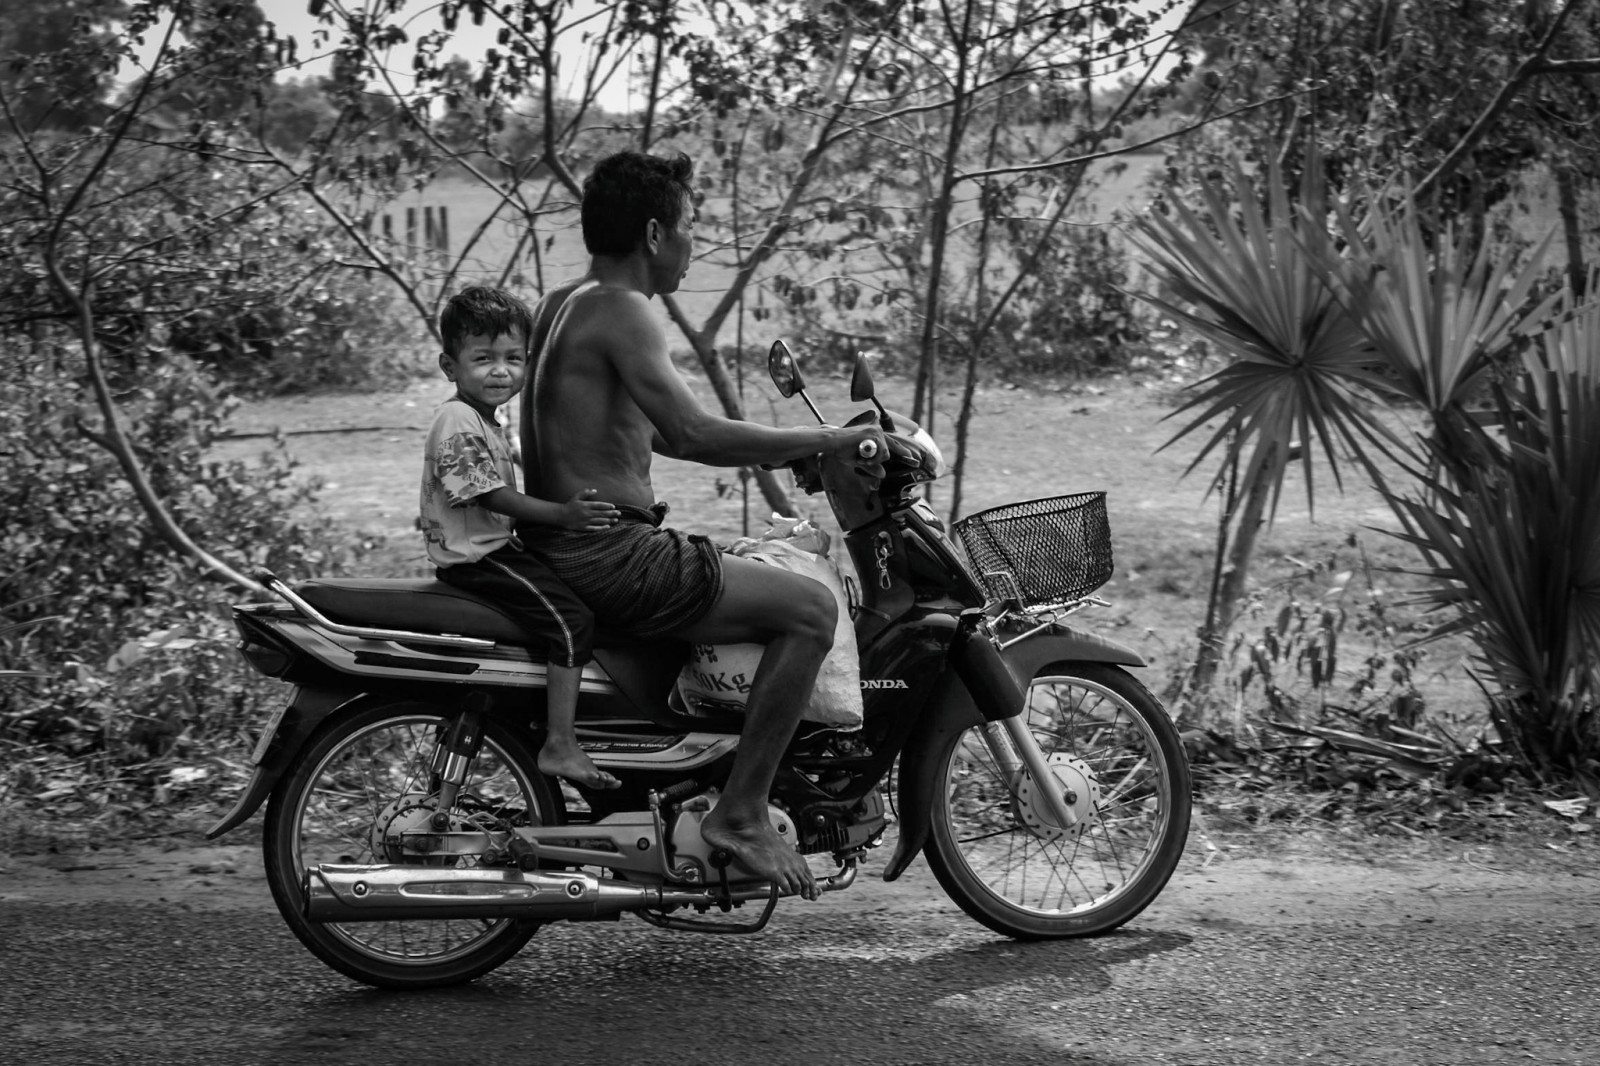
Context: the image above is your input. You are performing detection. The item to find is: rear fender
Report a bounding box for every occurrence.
[880,623,1145,881]
[205,687,365,839]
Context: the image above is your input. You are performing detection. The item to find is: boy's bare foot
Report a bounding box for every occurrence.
[700,806,818,900]
[538,740,621,790]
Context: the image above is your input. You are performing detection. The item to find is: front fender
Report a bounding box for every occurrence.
[205,687,365,839]
[880,623,1146,881]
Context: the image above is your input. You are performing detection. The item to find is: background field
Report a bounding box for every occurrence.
[218,354,1474,737]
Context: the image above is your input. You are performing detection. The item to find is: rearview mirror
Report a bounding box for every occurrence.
[768,339,806,398]
[849,354,876,403]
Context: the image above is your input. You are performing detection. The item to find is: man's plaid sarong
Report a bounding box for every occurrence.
[520,502,724,639]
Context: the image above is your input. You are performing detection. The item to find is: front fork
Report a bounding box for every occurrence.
[957,620,1079,830]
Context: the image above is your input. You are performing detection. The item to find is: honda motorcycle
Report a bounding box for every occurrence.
[208,341,1192,989]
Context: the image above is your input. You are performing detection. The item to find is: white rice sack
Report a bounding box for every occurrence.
[676,519,862,730]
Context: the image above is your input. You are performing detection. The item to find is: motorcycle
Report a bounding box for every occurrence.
[208,341,1192,989]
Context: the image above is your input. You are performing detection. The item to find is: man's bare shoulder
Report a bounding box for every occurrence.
[569,282,652,318]
[561,285,662,350]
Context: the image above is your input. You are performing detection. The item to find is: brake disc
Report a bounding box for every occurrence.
[1012,752,1100,842]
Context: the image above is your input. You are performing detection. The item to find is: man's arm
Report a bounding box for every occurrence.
[607,293,879,467]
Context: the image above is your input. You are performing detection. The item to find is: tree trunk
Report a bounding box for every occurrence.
[1187,450,1275,714]
[1557,161,1587,297]
[912,0,977,431]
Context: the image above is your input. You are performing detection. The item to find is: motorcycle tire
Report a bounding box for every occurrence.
[923,662,1191,940]
[262,698,558,989]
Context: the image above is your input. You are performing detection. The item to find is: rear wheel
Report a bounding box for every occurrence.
[924,663,1191,939]
[262,699,557,989]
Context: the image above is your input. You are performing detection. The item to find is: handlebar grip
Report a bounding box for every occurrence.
[858,439,879,460]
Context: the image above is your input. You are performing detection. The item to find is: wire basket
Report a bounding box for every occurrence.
[952,492,1114,608]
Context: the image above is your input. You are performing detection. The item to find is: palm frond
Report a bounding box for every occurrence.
[1132,159,1394,520]
[1326,202,1560,417]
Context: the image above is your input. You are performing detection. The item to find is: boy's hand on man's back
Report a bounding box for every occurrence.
[559,488,622,531]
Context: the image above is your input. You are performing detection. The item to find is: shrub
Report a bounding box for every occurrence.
[954,224,1145,380]
[0,345,375,818]
[167,267,428,396]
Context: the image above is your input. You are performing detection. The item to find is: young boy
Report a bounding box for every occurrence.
[421,286,622,790]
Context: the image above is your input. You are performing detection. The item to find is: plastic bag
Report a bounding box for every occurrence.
[677,516,863,730]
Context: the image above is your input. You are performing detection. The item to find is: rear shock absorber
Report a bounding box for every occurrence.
[428,692,489,823]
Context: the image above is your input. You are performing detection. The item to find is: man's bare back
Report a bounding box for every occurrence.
[528,280,663,510]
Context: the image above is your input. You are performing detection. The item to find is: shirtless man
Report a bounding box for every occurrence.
[518,150,885,900]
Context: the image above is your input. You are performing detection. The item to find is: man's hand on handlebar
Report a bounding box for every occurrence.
[830,424,888,482]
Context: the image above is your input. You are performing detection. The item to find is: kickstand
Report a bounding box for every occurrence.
[710,846,735,912]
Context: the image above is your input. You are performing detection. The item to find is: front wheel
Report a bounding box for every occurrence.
[924,663,1191,939]
[262,699,558,989]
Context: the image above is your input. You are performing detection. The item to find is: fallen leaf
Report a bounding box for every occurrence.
[1544,797,1590,820]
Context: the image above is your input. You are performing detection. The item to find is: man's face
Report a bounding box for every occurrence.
[440,329,528,411]
[651,193,696,294]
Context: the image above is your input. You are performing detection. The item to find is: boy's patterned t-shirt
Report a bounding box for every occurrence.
[420,398,523,566]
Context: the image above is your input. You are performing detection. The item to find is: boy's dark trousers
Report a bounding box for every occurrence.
[436,543,594,669]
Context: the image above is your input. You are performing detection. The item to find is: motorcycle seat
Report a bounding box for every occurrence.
[294,577,645,650]
[296,578,531,643]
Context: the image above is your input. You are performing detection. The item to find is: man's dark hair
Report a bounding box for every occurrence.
[581,150,695,256]
[439,286,535,358]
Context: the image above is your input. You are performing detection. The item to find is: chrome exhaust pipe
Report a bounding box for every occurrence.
[303,864,774,923]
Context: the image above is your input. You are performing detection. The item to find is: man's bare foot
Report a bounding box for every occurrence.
[700,806,818,900]
[538,739,621,789]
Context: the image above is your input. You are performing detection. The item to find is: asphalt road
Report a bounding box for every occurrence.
[1,836,1596,1066]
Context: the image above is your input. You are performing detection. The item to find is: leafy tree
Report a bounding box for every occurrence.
[0,1,418,591]
[654,0,1213,514]
[0,0,129,131]
[288,0,1243,520]
[0,2,391,790]
[1171,0,1600,232]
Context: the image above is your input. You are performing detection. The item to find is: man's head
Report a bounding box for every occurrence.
[581,151,697,277]
[438,286,534,410]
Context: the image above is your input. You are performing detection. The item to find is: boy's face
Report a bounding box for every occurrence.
[440,329,528,410]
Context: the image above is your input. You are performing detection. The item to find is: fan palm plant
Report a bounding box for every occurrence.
[1133,160,1400,514]
[1135,158,1600,780]
[1131,159,1396,706]
[1380,306,1600,783]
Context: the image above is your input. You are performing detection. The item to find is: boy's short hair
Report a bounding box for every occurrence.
[439,286,535,359]
[581,151,696,256]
